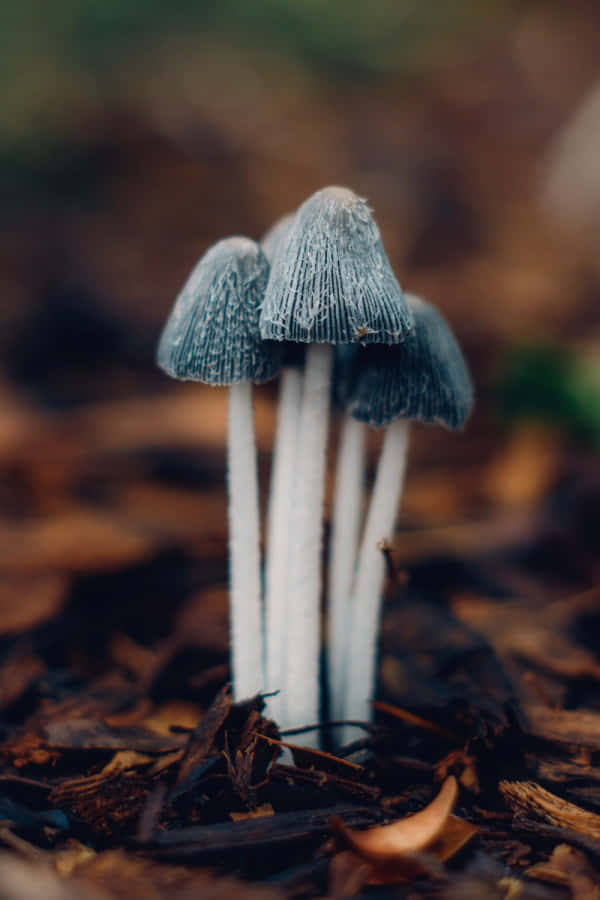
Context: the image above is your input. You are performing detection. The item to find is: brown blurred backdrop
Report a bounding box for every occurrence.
[1,0,600,610]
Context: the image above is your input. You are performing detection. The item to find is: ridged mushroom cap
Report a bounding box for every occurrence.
[345,294,474,429]
[260,186,414,344]
[157,236,281,385]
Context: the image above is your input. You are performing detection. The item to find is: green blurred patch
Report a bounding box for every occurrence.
[0,0,512,216]
[2,0,506,141]
[496,343,600,445]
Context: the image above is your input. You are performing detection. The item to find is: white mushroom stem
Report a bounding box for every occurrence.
[343,419,410,742]
[327,414,366,722]
[265,367,302,722]
[227,381,264,701]
[284,343,333,745]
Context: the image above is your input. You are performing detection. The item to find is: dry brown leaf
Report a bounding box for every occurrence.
[331,778,458,860]
[431,815,480,863]
[500,781,600,841]
[329,777,477,884]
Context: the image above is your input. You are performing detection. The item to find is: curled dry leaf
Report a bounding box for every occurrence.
[332,777,458,860]
[330,776,478,885]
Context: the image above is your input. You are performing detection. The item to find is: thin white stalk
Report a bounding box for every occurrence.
[283,343,333,745]
[327,414,366,722]
[227,381,263,701]
[343,419,410,742]
[265,367,302,723]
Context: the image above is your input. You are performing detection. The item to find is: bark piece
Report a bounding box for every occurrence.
[527,843,600,899]
[501,781,600,841]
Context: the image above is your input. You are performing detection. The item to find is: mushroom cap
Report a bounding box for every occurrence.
[260,212,295,263]
[157,236,281,385]
[260,186,414,344]
[345,294,474,429]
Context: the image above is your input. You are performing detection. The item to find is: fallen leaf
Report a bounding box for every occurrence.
[425,814,477,863]
[329,777,476,884]
[331,777,458,860]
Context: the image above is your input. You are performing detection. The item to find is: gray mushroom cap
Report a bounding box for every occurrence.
[260,186,414,344]
[345,294,474,429]
[157,236,282,386]
[261,212,295,263]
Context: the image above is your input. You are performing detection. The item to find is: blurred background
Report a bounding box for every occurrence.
[1,0,600,679]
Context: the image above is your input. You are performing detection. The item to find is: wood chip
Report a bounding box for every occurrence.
[524,707,600,751]
[43,719,186,753]
[500,781,600,840]
[527,844,600,898]
[175,684,231,786]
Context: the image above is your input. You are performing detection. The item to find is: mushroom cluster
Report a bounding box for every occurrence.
[157,187,473,748]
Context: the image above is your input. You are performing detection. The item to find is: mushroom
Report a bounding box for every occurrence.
[156,236,281,701]
[328,346,367,722]
[260,211,302,723]
[340,293,473,739]
[260,187,414,739]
